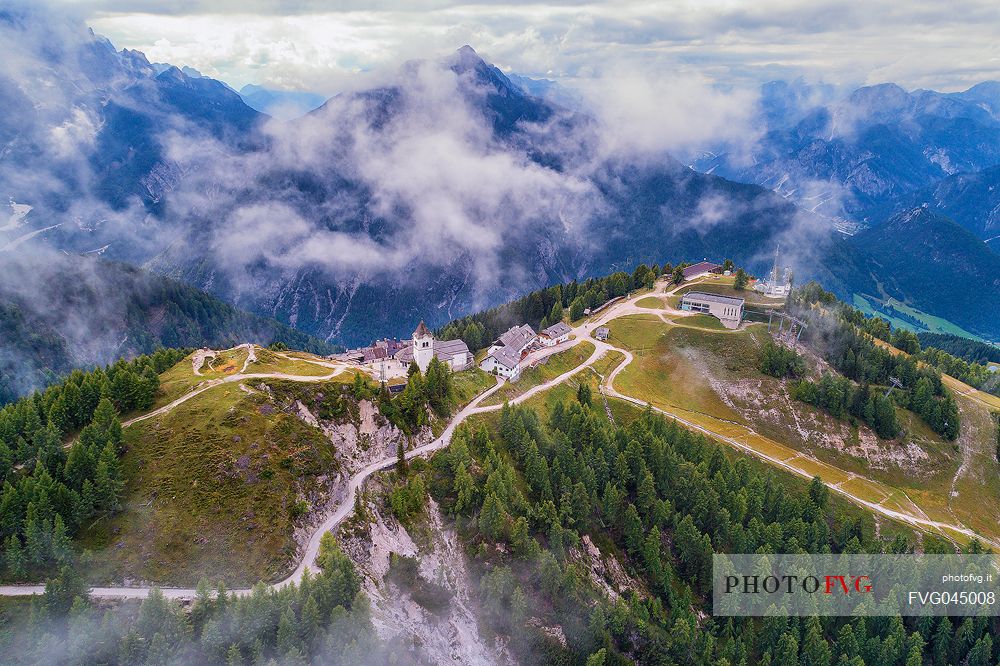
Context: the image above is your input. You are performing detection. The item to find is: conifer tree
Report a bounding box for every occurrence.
[800,617,832,666]
[4,534,26,578]
[0,438,12,483]
[226,643,244,666]
[931,616,951,666]
[51,513,72,563]
[300,594,321,648]
[64,438,96,491]
[43,564,87,615]
[276,606,298,655]
[549,300,564,323]
[453,462,476,514]
[94,442,124,513]
[479,493,507,540]
[396,439,408,476]
[637,471,656,517]
[774,632,799,666]
[623,504,643,556]
[79,479,97,520]
[35,421,66,478]
[117,629,143,665]
[92,397,123,452]
[733,268,749,290]
[24,504,48,565]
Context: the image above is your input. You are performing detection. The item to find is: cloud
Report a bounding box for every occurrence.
[74,0,1000,95]
[48,107,100,157]
[2,1,975,353]
[167,55,604,296]
[578,70,760,158]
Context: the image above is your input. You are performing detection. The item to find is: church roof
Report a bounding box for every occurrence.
[394,338,469,364]
[433,339,471,357]
[412,320,432,339]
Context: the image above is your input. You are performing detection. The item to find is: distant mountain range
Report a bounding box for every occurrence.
[693,79,1000,226]
[2,5,999,392]
[863,165,1000,253]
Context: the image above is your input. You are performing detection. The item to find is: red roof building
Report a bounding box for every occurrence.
[681,261,722,279]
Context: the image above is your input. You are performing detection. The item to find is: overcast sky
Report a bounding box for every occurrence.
[61,0,1000,94]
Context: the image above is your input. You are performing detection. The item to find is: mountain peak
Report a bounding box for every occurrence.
[448,44,489,75]
[155,65,188,84]
[846,82,909,108]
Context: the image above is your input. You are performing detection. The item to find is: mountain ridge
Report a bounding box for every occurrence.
[693,78,1000,220]
[0,249,335,403]
[839,207,1000,339]
[2,12,998,351]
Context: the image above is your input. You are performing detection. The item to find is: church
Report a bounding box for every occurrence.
[339,321,473,377]
[394,321,473,373]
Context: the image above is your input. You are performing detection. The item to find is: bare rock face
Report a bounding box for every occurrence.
[320,399,433,471]
[283,394,436,573]
[526,617,567,648]
[572,535,647,602]
[278,390,517,664]
[338,493,515,666]
[294,399,319,427]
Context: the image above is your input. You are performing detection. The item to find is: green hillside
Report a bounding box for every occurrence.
[2,268,998,666]
[841,208,1000,341]
[0,253,336,404]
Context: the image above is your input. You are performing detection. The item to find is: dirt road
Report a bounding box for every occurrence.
[3,279,995,599]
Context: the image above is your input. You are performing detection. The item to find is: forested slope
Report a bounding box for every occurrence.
[0,252,335,404]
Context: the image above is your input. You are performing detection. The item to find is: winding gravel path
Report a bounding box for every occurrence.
[3,279,995,599]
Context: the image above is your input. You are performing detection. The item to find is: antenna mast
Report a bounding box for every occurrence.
[771,243,781,286]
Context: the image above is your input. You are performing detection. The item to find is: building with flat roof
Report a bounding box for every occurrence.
[680,291,744,329]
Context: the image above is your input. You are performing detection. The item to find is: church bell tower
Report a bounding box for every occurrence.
[412,320,434,373]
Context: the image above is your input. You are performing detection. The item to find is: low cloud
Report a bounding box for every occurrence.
[578,69,760,158]
[161,55,604,295]
[1,4,849,355]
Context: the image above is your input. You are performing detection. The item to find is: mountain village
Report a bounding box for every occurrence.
[334,257,793,386]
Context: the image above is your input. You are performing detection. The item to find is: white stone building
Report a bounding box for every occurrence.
[396,321,473,373]
[480,345,522,380]
[679,291,745,329]
[539,322,571,346]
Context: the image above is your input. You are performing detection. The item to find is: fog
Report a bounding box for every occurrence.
[0,1,844,379]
